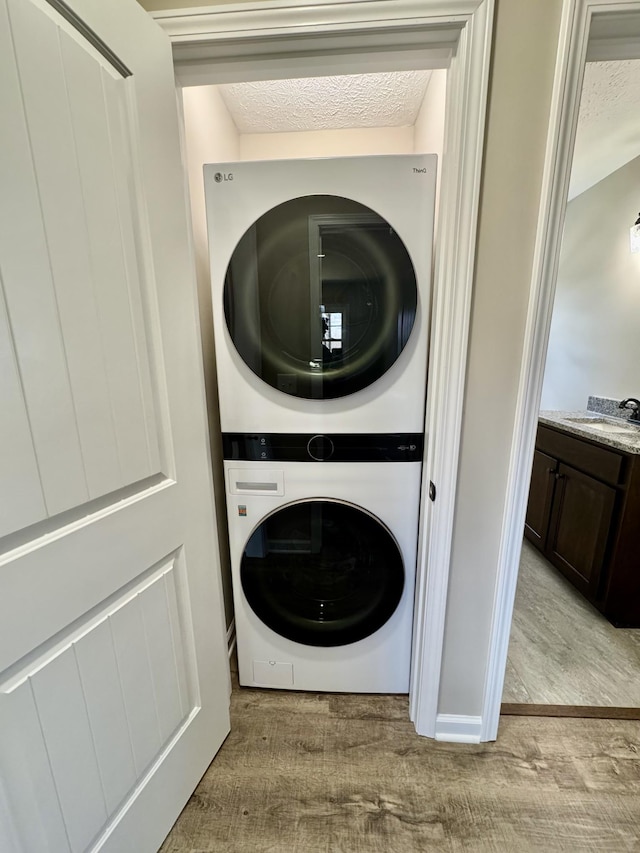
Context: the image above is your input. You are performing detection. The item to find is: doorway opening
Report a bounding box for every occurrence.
[179,64,446,696]
[479,1,640,738]
[504,53,640,711]
[155,0,494,740]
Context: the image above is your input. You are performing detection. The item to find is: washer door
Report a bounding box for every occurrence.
[224,195,417,399]
[240,500,404,647]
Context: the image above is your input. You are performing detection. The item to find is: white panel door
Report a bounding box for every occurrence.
[0,1,231,851]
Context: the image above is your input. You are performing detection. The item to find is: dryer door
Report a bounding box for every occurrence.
[224,196,417,399]
[240,500,404,647]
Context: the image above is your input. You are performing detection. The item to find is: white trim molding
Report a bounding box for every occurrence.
[479,0,640,743]
[153,0,489,86]
[154,0,495,742]
[587,8,640,57]
[153,0,485,41]
[409,1,494,738]
[435,714,483,743]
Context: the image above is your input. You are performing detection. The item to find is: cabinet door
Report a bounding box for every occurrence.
[547,463,616,598]
[524,450,557,548]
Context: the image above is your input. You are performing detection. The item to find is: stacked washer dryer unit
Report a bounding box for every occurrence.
[205,155,436,693]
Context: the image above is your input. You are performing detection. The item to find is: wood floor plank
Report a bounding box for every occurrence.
[502,704,640,720]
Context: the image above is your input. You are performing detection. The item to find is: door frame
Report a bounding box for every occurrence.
[479,0,640,741]
[153,0,494,740]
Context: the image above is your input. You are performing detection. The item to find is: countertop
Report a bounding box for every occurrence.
[539,410,640,454]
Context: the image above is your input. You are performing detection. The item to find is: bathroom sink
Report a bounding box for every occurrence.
[562,417,640,435]
[583,422,640,434]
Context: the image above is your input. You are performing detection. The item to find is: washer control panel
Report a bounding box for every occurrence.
[307,435,335,461]
[222,433,423,462]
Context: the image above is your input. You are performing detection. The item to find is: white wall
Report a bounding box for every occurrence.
[239,125,414,159]
[182,85,240,628]
[541,154,640,411]
[413,68,446,217]
[413,69,446,156]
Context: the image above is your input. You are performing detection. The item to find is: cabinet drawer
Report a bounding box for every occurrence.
[537,425,624,485]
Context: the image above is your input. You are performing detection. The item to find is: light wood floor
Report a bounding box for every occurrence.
[160,679,640,852]
[503,540,640,706]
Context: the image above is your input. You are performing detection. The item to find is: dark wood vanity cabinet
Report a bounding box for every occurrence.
[525,423,640,627]
[545,462,616,599]
[525,449,557,549]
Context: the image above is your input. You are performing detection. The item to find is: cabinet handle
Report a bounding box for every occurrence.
[555,472,565,480]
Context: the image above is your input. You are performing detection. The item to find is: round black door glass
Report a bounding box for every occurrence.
[224,195,418,399]
[240,500,404,647]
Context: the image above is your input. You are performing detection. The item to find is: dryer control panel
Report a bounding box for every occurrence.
[222,432,423,462]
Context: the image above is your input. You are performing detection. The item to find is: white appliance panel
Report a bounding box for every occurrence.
[225,460,421,693]
[206,155,436,434]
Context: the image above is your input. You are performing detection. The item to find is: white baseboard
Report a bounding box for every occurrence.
[226,619,236,659]
[434,714,483,743]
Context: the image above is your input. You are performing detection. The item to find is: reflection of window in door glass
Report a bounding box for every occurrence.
[322,309,347,356]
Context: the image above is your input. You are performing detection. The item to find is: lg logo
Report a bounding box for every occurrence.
[413,167,427,174]
[214,172,234,183]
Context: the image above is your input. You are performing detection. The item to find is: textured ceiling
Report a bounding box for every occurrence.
[218,71,433,134]
[570,59,640,199]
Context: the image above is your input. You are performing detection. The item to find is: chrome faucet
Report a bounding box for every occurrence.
[618,398,640,421]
